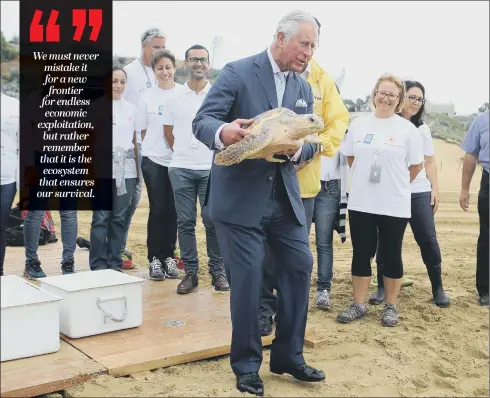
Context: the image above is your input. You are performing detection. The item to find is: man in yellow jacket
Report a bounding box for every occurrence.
[259,56,350,335]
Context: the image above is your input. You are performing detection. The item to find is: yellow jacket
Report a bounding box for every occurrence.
[297,59,350,198]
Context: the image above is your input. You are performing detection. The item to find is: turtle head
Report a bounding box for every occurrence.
[290,114,324,138]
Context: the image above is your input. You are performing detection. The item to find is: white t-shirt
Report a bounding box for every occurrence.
[320,151,340,182]
[163,81,214,170]
[1,93,19,185]
[340,113,424,218]
[122,57,157,143]
[89,97,137,179]
[136,84,183,167]
[411,123,434,193]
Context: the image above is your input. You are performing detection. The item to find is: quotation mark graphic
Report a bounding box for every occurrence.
[30,9,60,42]
[72,9,103,42]
[29,9,102,42]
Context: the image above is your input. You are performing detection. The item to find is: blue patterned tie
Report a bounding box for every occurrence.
[276,72,286,108]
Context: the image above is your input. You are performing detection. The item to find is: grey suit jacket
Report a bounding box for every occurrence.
[192,49,316,227]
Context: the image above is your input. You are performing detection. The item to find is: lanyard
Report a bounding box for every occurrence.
[139,58,153,88]
[373,149,378,166]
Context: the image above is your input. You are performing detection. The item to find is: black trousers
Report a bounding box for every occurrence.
[477,169,489,296]
[377,191,442,268]
[141,157,177,262]
[349,210,408,279]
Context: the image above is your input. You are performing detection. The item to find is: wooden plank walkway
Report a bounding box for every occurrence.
[2,242,288,393]
[0,340,106,397]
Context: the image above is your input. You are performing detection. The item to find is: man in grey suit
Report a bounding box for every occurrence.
[193,10,325,396]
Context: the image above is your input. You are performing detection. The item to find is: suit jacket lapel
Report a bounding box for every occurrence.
[282,73,300,109]
[255,50,278,109]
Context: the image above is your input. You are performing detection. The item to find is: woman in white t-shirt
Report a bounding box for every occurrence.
[88,67,140,271]
[1,93,19,275]
[337,74,424,327]
[136,50,182,281]
[369,80,450,307]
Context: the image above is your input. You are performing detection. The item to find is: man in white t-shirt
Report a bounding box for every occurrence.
[163,45,229,294]
[120,27,166,266]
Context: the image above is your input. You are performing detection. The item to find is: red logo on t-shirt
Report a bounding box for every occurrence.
[387,136,396,144]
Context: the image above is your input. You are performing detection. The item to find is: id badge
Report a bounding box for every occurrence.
[370,165,382,183]
[114,147,124,162]
[189,136,199,149]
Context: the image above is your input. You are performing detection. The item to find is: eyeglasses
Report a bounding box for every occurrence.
[407,95,426,105]
[376,91,399,101]
[187,57,209,65]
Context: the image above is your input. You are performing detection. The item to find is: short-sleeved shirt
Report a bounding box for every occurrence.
[340,113,424,218]
[122,58,158,142]
[411,123,435,193]
[162,81,214,170]
[136,84,183,167]
[461,110,489,173]
[89,97,137,179]
[1,93,19,185]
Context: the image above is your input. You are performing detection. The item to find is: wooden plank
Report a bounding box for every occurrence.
[5,244,312,379]
[4,244,91,277]
[61,273,278,376]
[0,340,106,397]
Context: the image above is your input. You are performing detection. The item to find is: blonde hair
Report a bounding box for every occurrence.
[370,73,406,114]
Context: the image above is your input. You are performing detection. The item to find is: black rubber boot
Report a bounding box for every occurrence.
[427,264,450,307]
[369,270,385,305]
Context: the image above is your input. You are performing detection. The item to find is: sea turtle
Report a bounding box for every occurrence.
[214,107,324,166]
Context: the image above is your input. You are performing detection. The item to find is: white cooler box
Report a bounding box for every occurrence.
[40,269,145,338]
[1,275,62,362]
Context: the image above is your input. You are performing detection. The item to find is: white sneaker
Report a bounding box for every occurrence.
[149,257,165,281]
[315,290,331,310]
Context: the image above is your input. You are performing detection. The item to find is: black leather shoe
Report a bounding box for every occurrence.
[270,363,325,382]
[236,372,264,396]
[259,316,272,336]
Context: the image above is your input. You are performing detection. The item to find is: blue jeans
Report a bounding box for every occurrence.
[121,145,142,251]
[313,179,340,291]
[1,182,17,274]
[24,209,78,264]
[168,167,223,275]
[90,178,136,270]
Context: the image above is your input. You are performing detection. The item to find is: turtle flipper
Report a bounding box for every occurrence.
[214,127,273,166]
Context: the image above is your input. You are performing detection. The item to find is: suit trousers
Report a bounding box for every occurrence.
[214,168,313,375]
[259,197,314,319]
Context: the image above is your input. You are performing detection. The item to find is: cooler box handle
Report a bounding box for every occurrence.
[96,294,128,323]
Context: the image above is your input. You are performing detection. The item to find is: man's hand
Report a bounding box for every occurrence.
[460,189,470,211]
[275,148,298,156]
[220,119,253,147]
[431,189,439,213]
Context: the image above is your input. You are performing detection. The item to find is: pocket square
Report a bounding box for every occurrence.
[295,99,307,107]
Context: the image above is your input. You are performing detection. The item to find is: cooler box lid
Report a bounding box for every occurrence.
[1,275,62,309]
[39,269,144,292]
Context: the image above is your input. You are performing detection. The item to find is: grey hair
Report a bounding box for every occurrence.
[141,28,166,44]
[273,10,318,42]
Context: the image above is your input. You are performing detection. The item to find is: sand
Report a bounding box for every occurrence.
[63,139,488,397]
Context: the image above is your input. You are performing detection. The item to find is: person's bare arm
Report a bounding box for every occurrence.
[347,156,354,168]
[141,129,147,141]
[133,132,141,183]
[409,162,424,183]
[424,155,440,212]
[460,153,478,211]
[164,125,174,150]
